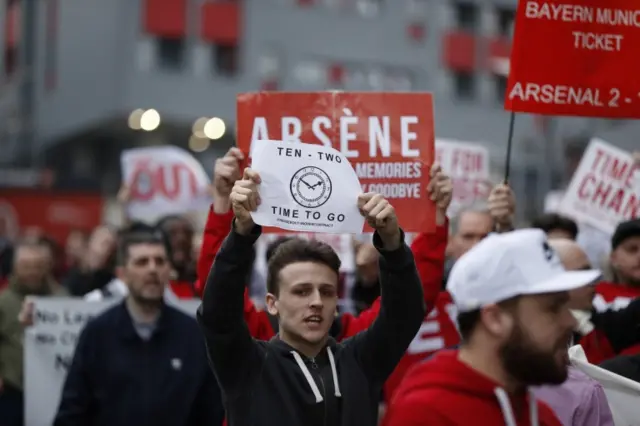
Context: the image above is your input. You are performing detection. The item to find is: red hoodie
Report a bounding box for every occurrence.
[194,206,446,393]
[383,235,458,401]
[384,350,562,426]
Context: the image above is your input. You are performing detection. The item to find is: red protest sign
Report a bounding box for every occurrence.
[505,0,640,118]
[236,92,436,233]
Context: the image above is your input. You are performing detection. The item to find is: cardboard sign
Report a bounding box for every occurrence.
[237,92,436,233]
[435,139,491,217]
[505,0,640,118]
[559,138,639,234]
[24,297,200,426]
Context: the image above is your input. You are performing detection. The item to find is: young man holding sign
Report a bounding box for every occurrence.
[198,168,425,426]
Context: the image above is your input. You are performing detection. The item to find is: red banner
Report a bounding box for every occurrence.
[237,92,436,233]
[0,191,104,243]
[505,0,640,118]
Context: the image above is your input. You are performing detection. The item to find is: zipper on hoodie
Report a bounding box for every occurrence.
[319,376,328,426]
[308,357,327,426]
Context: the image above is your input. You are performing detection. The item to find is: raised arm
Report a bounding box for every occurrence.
[339,165,452,339]
[345,193,426,383]
[195,147,244,297]
[197,168,264,395]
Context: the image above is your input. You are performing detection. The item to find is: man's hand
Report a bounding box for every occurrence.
[358,193,400,250]
[18,299,35,326]
[488,183,515,232]
[633,151,639,166]
[427,163,453,226]
[230,168,261,235]
[212,147,245,213]
[116,184,131,205]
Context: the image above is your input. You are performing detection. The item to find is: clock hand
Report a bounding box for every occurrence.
[300,178,313,189]
[309,181,323,190]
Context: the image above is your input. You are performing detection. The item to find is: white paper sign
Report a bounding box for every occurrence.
[250,140,364,234]
[569,345,640,426]
[24,297,200,426]
[121,146,212,223]
[435,139,491,217]
[559,139,639,235]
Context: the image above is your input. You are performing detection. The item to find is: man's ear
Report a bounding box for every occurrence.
[265,293,278,316]
[480,304,514,338]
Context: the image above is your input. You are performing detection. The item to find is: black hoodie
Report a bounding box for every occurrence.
[197,223,425,426]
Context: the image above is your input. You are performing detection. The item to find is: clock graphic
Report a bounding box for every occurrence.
[289,166,333,208]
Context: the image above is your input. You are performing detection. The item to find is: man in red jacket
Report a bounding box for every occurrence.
[593,219,640,312]
[388,183,516,404]
[384,229,600,426]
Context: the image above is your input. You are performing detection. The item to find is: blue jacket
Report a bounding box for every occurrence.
[54,301,223,426]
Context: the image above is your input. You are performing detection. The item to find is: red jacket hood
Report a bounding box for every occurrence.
[398,350,514,400]
[388,350,560,426]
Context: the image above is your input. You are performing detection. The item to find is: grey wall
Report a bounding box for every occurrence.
[24,0,638,182]
[32,0,133,144]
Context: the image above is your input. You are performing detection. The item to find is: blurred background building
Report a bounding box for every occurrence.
[1,0,639,223]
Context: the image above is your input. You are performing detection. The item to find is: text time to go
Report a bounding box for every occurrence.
[505,1,640,118]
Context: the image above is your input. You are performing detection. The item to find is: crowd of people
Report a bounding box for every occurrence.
[0,146,638,425]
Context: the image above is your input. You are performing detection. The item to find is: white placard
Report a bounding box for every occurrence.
[24,297,200,426]
[121,146,212,223]
[569,345,640,426]
[435,138,491,217]
[559,139,639,235]
[250,140,364,234]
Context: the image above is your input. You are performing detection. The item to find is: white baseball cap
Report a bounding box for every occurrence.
[447,229,601,313]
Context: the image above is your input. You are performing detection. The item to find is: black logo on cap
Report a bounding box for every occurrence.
[542,241,554,261]
[542,240,562,266]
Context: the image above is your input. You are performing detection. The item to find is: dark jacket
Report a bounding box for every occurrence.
[54,301,224,426]
[63,267,115,296]
[198,223,425,426]
[600,354,640,382]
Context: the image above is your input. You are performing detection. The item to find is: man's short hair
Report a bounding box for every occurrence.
[531,213,579,240]
[266,236,297,263]
[457,309,482,342]
[117,231,167,266]
[450,201,491,235]
[267,239,341,296]
[155,215,194,234]
[456,297,520,342]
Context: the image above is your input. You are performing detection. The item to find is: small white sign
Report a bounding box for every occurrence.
[250,140,364,234]
[435,138,491,217]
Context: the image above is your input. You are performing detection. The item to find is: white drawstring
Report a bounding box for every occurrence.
[291,347,342,403]
[291,351,323,403]
[494,388,517,426]
[327,347,342,397]
[493,387,539,426]
[528,390,539,425]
